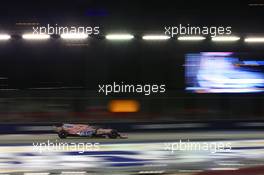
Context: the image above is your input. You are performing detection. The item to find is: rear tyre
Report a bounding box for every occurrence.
[58,131,68,139]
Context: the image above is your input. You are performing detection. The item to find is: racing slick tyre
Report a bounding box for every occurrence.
[108,129,120,139]
[58,130,68,139]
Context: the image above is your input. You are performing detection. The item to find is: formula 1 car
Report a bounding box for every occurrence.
[54,123,126,139]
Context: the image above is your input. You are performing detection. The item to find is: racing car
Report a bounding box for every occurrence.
[54,123,126,139]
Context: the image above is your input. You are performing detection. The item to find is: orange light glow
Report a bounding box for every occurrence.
[108,100,140,112]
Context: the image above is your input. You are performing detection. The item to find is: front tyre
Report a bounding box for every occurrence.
[58,131,68,139]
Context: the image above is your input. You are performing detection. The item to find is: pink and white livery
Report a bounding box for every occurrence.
[54,123,127,139]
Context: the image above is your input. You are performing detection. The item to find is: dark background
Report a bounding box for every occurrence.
[0,0,263,123]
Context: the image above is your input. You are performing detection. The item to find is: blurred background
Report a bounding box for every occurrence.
[0,0,264,174]
[0,0,263,124]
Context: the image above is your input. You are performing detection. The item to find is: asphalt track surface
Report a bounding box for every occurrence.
[1,131,264,144]
[0,131,264,174]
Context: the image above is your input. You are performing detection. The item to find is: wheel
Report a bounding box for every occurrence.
[108,130,120,139]
[58,130,68,139]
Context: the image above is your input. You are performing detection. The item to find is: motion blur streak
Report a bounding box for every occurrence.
[139,170,165,174]
[177,36,205,41]
[185,52,264,93]
[61,171,86,174]
[245,37,264,43]
[0,34,11,40]
[24,173,50,175]
[105,34,134,40]
[22,34,50,40]
[211,36,240,42]
[1,132,264,174]
[60,33,88,40]
[142,35,170,40]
